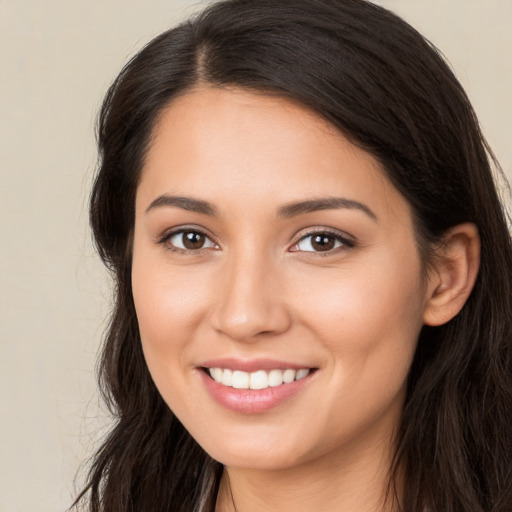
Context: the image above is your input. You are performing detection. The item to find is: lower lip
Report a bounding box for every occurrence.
[198,369,314,414]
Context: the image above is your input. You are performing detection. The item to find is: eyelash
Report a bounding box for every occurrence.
[157,226,355,256]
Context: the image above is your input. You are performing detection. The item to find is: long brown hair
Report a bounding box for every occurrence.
[75,1,512,510]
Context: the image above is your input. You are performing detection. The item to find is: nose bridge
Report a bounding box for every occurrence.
[212,244,290,341]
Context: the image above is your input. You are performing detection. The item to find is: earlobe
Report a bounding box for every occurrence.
[423,223,480,326]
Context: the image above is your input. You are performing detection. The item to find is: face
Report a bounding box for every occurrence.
[132,87,430,471]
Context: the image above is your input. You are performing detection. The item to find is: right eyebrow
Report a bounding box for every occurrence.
[145,195,218,217]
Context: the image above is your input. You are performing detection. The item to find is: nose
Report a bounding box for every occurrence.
[210,251,292,342]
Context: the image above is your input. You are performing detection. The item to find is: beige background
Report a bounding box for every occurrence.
[1,1,510,511]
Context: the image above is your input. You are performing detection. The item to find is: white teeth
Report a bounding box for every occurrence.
[210,367,223,382]
[283,369,296,383]
[249,370,268,390]
[222,368,233,386]
[296,368,309,380]
[207,367,311,389]
[232,370,250,389]
[268,369,284,387]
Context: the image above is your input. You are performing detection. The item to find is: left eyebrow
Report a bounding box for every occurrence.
[277,197,378,222]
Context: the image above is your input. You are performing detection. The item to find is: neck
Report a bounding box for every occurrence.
[215,428,401,512]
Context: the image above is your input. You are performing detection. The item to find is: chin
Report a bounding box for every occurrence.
[195,428,311,471]
[210,447,305,471]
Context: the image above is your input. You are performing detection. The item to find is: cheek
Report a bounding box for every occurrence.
[131,245,214,387]
[131,263,219,425]
[289,252,424,394]
[293,259,424,340]
[289,262,423,442]
[132,232,212,327]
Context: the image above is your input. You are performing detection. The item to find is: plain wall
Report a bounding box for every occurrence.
[0,1,510,511]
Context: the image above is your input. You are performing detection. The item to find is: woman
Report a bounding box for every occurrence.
[75,0,512,511]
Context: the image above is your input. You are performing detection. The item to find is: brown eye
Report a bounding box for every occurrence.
[166,229,217,252]
[182,231,206,249]
[311,234,336,251]
[292,230,353,254]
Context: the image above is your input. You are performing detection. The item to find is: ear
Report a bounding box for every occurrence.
[423,223,480,326]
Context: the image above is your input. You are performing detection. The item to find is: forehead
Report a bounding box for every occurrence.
[137,87,408,224]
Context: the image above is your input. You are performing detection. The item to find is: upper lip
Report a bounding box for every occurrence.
[199,357,315,373]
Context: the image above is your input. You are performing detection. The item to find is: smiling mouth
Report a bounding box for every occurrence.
[203,367,315,390]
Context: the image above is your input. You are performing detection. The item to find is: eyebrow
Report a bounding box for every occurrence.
[145,194,377,221]
[145,195,218,217]
[277,197,377,221]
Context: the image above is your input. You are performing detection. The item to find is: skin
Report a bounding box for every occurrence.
[131,87,480,512]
